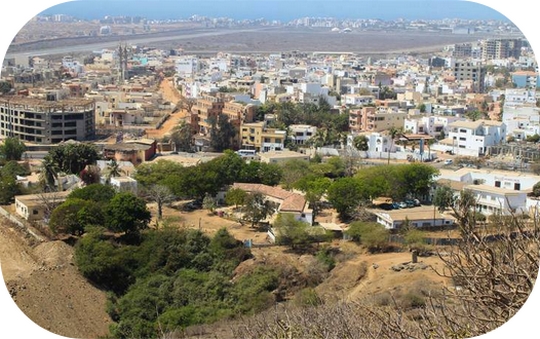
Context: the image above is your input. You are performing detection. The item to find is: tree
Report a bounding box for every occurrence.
[353,135,369,152]
[327,177,365,221]
[203,193,217,213]
[345,221,390,252]
[49,198,104,236]
[225,188,248,208]
[242,192,274,228]
[68,183,116,204]
[47,143,100,175]
[104,159,123,183]
[294,176,331,222]
[39,156,60,190]
[105,192,151,234]
[273,213,316,250]
[433,184,455,212]
[171,121,194,152]
[146,184,175,220]
[0,175,21,205]
[0,137,26,161]
[386,127,401,165]
[209,114,237,152]
[531,181,540,197]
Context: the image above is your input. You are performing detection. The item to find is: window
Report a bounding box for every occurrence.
[33,210,38,215]
[495,181,501,187]
[514,183,521,190]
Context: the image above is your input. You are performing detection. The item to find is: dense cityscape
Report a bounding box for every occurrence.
[0,6,539,339]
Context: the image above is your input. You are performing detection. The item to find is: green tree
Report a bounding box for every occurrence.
[273,213,314,250]
[47,143,100,175]
[386,127,401,165]
[104,159,122,183]
[68,183,116,204]
[242,192,275,228]
[294,176,331,222]
[433,184,455,212]
[171,121,194,152]
[0,137,26,161]
[203,193,217,213]
[531,182,540,197]
[0,175,21,204]
[327,177,365,221]
[209,114,237,152]
[353,135,369,152]
[49,198,104,236]
[39,156,60,190]
[225,188,248,208]
[345,221,390,252]
[105,192,151,234]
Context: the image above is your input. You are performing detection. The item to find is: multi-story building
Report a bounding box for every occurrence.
[190,95,225,136]
[240,121,286,152]
[0,96,95,144]
[454,61,486,93]
[288,124,317,145]
[481,38,523,60]
[446,119,506,156]
[511,71,540,89]
[452,43,473,58]
[222,101,256,148]
[349,106,406,133]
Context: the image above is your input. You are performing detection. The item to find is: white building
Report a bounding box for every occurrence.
[444,119,506,156]
[464,184,528,216]
[504,88,537,106]
[404,115,464,138]
[175,56,199,77]
[501,105,540,139]
[288,124,317,145]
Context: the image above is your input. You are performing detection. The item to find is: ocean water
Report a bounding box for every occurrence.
[40,0,508,22]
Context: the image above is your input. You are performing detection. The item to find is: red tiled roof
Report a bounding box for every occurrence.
[232,183,307,213]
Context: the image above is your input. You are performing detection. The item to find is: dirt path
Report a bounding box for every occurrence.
[0,219,113,339]
[145,78,187,139]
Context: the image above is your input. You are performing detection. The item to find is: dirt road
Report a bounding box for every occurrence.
[145,78,187,140]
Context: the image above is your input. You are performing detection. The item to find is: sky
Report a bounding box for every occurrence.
[1,1,540,339]
[38,0,510,21]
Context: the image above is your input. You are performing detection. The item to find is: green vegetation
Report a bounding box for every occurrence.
[74,226,281,338]
[0,137,26,162]
[345,221,390,252]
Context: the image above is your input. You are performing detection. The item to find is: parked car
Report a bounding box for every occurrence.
[379,203,394,210]
[392,202,401,209]
[398,202,408,209]
[444,159,453,165]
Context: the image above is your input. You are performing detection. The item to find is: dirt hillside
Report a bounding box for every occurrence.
[0,219,113,339]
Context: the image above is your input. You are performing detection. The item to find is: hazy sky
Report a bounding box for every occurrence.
[39,0,509,21]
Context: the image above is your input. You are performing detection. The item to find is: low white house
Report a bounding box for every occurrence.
[374,206,456,229]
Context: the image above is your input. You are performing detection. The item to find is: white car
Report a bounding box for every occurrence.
[444,159,453,165]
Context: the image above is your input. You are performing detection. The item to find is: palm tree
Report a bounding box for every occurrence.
[387,127,401,165]
[105,159,122,183]
[40,156,59,191]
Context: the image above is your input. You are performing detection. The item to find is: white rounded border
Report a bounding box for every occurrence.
[0,1,537,338]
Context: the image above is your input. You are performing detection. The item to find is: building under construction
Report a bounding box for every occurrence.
[0,96,95,144]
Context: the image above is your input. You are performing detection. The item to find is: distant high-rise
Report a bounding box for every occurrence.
[481,38,523,60]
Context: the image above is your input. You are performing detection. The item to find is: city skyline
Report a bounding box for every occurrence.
[39,0,509,22]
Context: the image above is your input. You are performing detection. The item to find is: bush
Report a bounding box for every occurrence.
[294,288,323,307]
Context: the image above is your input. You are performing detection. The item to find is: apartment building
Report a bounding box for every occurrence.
[190,95,225,136]
[240,121,286,152]
[454,61,486,93]
[349,106,406,133]
[288,124,317,145]
[481,38,522,60]
[0,96,95,144]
